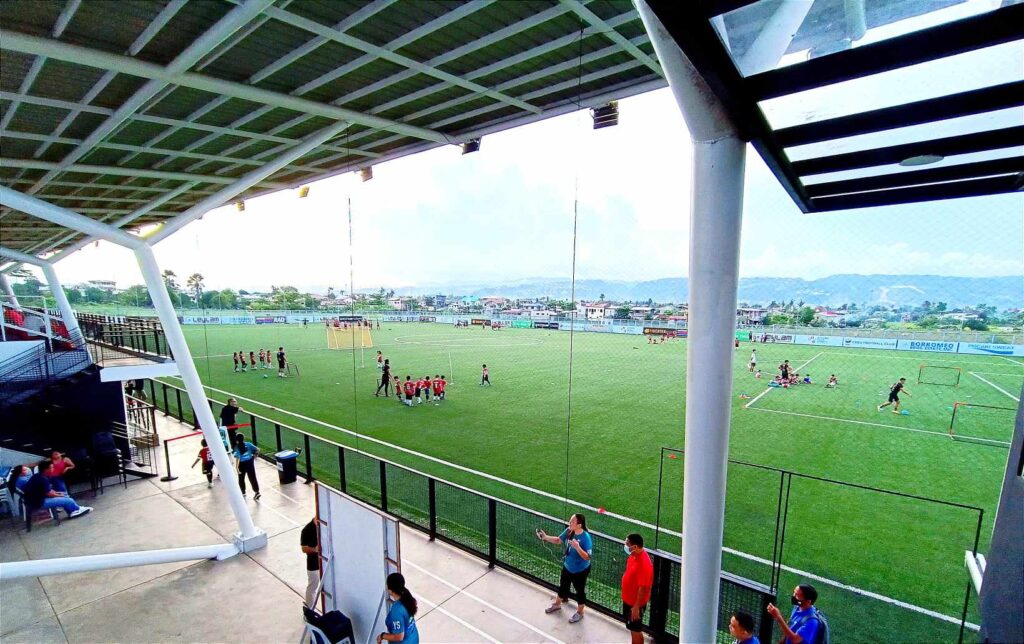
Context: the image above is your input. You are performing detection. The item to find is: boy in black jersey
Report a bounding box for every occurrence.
[878,378,911,413]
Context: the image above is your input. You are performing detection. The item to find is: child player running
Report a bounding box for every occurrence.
[878,377,911,413]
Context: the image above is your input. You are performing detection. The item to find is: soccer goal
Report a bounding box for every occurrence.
[918,364,961,387]
[948,402,1015,447]
[326,324,374,350]
[287,362,301,378]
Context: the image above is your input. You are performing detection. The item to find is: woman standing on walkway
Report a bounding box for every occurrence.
[232,433,261,500]
[537,513,593,624]
[377,572,419,643]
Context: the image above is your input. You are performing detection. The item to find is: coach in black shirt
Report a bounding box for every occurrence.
[301,519,320,607]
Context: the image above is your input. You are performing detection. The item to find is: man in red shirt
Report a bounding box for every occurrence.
[621,533,654,644]
[402,376,416,407]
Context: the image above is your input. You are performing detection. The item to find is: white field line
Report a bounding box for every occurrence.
[999,356,1024,366]
[744,352,823,409]
[164,376,979,628]
[968,371,1021,402]
[970,371,1024,377]
[417,595,501,643]
[403,560,566,644]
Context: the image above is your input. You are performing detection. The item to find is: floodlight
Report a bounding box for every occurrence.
[591,101,618,129]
[461,138,481,155]
[236,201,245,212]
[359,167,373,182]
[298,185,310,198]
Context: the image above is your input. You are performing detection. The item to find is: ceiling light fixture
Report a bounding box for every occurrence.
[899,154,944,167]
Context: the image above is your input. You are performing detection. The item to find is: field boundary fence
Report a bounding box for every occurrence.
[655,447,985,642]
[146,378,774,644]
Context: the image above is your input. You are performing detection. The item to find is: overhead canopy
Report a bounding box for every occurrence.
[0,0,665,259]
[648,0,1024,212]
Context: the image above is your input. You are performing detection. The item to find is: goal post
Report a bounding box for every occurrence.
[326,324,374,350]
[948,402,1015,447]
[918,363,961,387]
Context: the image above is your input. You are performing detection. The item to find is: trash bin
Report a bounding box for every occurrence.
[275,450,298,485]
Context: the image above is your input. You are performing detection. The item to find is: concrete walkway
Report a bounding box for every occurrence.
[1,412,630,643]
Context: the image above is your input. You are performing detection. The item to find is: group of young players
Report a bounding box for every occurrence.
[749,351,839,389]
[373,351,449,406]
[232,347,287,377]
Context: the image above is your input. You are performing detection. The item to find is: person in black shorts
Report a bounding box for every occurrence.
[878,377,911,413]
[779,360,790,381]
[276,347,287,377]
[375,359,392,397]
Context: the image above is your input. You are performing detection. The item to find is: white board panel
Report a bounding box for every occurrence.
[316,484,400,644]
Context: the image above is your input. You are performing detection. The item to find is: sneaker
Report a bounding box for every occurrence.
[69,507,93,518]
[876,405,883,412]
[544,604,562,614]
[568,612,583,624]
[254,492,261,501]
[207,482,213,489]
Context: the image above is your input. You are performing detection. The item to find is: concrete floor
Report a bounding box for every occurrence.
[1,410,630,643]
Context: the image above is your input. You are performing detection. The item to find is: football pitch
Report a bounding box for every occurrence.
[171,322,1021,642]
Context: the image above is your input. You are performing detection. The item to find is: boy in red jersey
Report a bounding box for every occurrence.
[233,352,240,372]
[402,376,416,407]
[422,375,433,402]
[415,376,427,404]
[436,375,447,401]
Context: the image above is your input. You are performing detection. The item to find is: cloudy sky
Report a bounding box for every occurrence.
[30,4,1024,293]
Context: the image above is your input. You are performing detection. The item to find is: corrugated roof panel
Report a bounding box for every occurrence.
[60,112,109,141]
[7,103,66,135]
[344,1,468,49]
[60,0,166,59]
[130,1,231,66]
[0,0,63,37]
[0,50,37,92]
[90,73,152,111]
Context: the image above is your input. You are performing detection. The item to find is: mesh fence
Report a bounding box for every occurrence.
[344,449,381,506]
[309,437,341,489]
[383,462,429,529]
[919,365,962,386]
[434,480,489,556]
[950,403,1016,445]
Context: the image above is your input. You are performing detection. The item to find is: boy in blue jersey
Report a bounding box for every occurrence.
[377,572,419,643]
[767,583,821,644]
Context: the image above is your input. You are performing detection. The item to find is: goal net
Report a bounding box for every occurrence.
[326,324,374,350]
[948,402,1015,446]
[918,364,961,387]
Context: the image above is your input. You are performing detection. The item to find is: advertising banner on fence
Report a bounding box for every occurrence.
[382,315,406,322]
[418,316,436,323]
[735,330,751,341]
[762,333,795,343]
[181,316,221,325]
[533,321,559,329]
[957,342,1024,357]
[644,327,680,336]
[896,340,958,353]
[793,334,844,347]
[512,320,533,328]
[841,337,898,350]
[471,318,489,326]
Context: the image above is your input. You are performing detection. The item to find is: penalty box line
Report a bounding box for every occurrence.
[744,351,824,409]
[968,371,1021,402]
[164,375,974,629]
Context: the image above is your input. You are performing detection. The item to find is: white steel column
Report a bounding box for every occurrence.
[0,273,19,307]
[0,245,82,338]
[134,244,260,543]
[635,3,747,642]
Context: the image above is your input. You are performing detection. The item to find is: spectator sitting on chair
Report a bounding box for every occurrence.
[46,451,75,493]
[9,464,32,494]
[729,610,760,644]
[767,583,823,644]
[24,460,92,519]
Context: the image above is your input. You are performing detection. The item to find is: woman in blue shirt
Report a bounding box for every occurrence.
[377,572,419,644]
[537,513,593,623]
[232,434,261,500]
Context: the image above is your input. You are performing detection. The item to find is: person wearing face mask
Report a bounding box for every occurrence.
[620,533,653,644]
[377,572,419,644]
[766,583,826,644]
[536,513,593,623]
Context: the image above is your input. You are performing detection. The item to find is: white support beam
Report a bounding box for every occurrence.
[147,119,350,244]
[0,274,19,308]
[21,0,277,197]
[0,158,281,186]
[0,30,450,145]
[562,0,662,76]
[261,4,541,115]
[0,245,83,339]
[736,0,813,75]
[0,187,144,249]
[635,4,745,644]
[0,543,239,580]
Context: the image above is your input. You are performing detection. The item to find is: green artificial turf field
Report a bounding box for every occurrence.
[166,321,1022,642]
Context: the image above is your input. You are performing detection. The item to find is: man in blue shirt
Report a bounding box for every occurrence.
[22,461,92,518]
[767,583,820,644]
[729,610,760,644]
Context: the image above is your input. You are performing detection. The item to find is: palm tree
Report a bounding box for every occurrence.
[161,269,178,293]
[187,273,204,304]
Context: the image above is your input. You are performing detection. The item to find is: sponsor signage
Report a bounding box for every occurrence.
[255,316,275,325]
[471,318,489,326]
[512,320,533,329]
[762,333,795,344]
[383,315,406,322]
[533,321,559,329]
[735,331,751,341]
[644,327,678,336]
[793,334,844,347]
[841,337,898,350]
[957,342,1024,356]
[896,340,958,353]
[181,316,220,324]
[418,316,437,323]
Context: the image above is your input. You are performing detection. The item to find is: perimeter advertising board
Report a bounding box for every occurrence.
[841,337,898,350]
[644,327,676,336]
[533,321,559,329]
[512,320,533,328]
[762,333,795,343]
[792,334,844,347]
[471,318,489,326]
[957,342,1024,356]
[735,331,751,341]
[418,316,437,322]
[896,340,958,353]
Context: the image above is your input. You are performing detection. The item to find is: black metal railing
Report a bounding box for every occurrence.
[77,313,171,360]
[146,378,775,643]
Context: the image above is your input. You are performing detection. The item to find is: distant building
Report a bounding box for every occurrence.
[435,294,447,308]
[582,301,614,320]
[737,307,767,324]
[87,279,117,292]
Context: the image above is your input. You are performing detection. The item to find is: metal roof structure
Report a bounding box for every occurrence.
[1,0,1022,264]
[0,0,665,259]
[648,0,1024,212]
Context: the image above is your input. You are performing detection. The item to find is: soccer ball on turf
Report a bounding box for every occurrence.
[263,374,268,379]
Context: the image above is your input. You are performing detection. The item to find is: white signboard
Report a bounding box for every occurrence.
[957,342,1024,357]
[793,334,845,347]
[896,340,959,353]
[841,337,898,350]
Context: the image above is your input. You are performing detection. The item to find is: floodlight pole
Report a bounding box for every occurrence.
[636,3,747,642]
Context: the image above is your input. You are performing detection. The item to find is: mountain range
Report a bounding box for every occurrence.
[377,275,1022,309]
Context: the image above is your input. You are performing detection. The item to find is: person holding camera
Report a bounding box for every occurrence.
[536,513,592,624]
